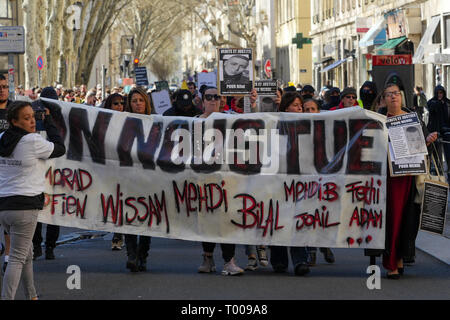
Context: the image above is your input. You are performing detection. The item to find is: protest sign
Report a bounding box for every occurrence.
[155,81,169,92]
[386,113,428,159]
[420,180,448,235]
[255,80,278,112]
[197,72,217,94]
[218,48,253,95]
[151,90,172,114]
[38,101,388,249]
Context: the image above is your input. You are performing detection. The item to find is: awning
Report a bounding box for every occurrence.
[413,16,441,64]
[321,59,347,73]
[359,18,387,48]
[377,36,407,51]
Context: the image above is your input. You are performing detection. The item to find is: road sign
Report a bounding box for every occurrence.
[135,67,149,86]
[37,56,44,70]
[0,26,25,54]
[264,59,272,79]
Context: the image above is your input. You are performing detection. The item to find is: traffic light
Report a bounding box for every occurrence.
[134,58,140,68]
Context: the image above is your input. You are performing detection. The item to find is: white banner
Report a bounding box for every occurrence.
[39,99,388,249]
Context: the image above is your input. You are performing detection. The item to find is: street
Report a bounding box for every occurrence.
[13,227,450,301]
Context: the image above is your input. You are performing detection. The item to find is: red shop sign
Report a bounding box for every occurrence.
[372,55,412,66]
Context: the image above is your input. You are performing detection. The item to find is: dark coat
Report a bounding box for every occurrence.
[427,85,450,134]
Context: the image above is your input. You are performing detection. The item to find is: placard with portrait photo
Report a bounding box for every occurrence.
[218,48,254,95]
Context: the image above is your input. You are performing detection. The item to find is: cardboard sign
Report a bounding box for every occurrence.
[420,180,448,235]
[197,72,217,93]
[151,90,172,114]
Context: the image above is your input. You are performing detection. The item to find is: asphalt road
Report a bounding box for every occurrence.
[11,227,450,301]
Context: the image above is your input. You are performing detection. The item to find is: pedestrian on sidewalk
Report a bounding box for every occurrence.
[0,100,66,299]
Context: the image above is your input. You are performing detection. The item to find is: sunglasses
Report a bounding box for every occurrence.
[345,95,357,99]
[0,85,9,90]
[204,94,220,101]
[112,101,124,106]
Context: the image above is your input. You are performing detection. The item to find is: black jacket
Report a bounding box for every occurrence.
[0,115,66,211]
[163,105,202,117]
[427,85,450,134]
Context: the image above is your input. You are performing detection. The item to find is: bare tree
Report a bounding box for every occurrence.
[118,0,185,66]
[174,0,259,48]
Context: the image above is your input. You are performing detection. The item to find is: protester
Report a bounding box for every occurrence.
[426,85,450,181]
[300,85,316,100]
[413,86,428,123]
[359,81,378,110]
[163,89,202,117]
[31,87,61,260]
[188,81,202,111]
[379,83,438,279]
[195,86,244,276]
[302,98,336,266]
[321,87,340,110]
[0,74,12,272]
[270,92,310,276]
[123,87,153,272]
[0,100,66,299]
[330,87,359,110]
[0,75,13,112]
[84,91,97,107]
[102,93,126,250]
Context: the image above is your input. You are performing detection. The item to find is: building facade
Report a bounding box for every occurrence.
[310,0,424,93]
[274,0,313,86]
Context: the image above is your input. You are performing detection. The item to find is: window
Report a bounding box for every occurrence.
[432,21,441,44]
[445,15,450,48]
[0,0,12,19]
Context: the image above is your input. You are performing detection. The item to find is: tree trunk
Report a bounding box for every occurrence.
[22,0,37,89]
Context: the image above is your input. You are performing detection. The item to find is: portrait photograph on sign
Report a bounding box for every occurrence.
[254,80,278,112]
[218,48,253,95]
[386,112,428,159]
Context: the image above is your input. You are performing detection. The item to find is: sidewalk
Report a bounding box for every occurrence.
[415,211,450,265]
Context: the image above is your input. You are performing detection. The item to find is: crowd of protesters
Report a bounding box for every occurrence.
[0,70,448,299]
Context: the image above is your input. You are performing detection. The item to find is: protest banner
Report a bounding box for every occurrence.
[38,100,388,249]
[218,48,253,96]
[151,90,172,114]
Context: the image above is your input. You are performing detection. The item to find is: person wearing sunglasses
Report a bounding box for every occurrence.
[195,86,244,276]
[101,93,126,251]
[103,93,125,112]
[330,87,359,110]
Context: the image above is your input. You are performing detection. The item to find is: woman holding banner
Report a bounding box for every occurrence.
[196,86,245,276]
[103,93,126,250]
[270,92,310,276]
[381,83,438,279]
[123,87,153,272]
[0,101,66,299]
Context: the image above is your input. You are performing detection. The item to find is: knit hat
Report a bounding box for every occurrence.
[340,87,357,99]
[175,89,193,108]
[40,87,59,100]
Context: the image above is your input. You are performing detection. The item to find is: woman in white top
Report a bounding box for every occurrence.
[0,100,65,299]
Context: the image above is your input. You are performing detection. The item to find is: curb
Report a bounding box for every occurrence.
[416,230,450,265]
